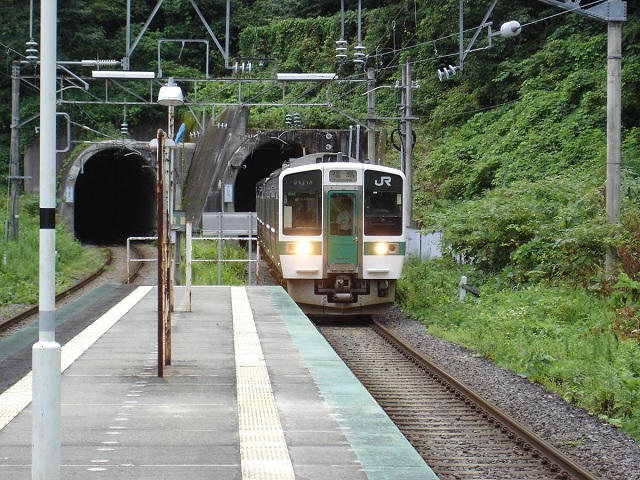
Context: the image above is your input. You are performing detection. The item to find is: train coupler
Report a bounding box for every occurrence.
[315,276,369,303]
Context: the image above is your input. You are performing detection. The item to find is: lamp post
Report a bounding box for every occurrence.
[156,78,183,375]
[33,0,61,478]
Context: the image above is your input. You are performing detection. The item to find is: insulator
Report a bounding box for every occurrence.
[336,39,348,60]
[500,20,522,38]
[437,65,459,81]
[354,44,366,64]
[25,39,38,61]
[82,59,120,67]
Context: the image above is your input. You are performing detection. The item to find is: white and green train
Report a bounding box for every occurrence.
[256,152,406,316]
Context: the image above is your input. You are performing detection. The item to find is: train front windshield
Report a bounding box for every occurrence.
[364,170,403,236]
[282,170,322,235]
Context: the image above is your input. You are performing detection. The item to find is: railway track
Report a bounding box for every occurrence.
[0,243,148,334]
[318,319,602,480]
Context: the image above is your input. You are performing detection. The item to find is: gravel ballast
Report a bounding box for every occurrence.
[376,306,640,480]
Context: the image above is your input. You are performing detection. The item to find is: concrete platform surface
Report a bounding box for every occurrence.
[0,285,438,479]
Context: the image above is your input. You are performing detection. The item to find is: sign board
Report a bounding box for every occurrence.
[172,210,186,232]
[224,184,234,203]
[202,212,257,237]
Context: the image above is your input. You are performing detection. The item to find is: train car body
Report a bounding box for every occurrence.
[256,152,406,316]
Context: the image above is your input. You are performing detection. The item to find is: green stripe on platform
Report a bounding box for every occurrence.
[0,284,120,362]
[265,286,439,480]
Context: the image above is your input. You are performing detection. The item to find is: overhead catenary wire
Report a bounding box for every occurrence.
[0,0,613,134]
[365,0,607,75]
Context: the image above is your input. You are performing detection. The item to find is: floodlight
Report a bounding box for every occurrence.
[500,21,522,38]
[157,78,184,106]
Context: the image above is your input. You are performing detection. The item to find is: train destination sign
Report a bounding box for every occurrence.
[329,169,357,183]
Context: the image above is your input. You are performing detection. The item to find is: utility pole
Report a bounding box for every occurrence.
[10,62,21,240]
[156,129,172,376]
[605,18,623,277]
[366,68,377,164]
[538,0,627,280]
[402,58,414,229]
[32,0,61,478]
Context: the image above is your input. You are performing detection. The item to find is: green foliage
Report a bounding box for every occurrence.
[608,273,640,342]
[397,258,468,315]
[431,175,611,283]
[238,15,342,72]
[189,240,249,286]
[0,196,104,306]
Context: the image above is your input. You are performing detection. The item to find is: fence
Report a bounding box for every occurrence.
[126,212,260,311]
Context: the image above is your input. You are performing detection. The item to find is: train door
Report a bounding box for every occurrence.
[327,191,358,270]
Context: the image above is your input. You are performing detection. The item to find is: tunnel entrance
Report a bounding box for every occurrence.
[233,140,304,212]
[73,147,156,244]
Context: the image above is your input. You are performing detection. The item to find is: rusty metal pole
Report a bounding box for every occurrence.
[156,129,164,377]
[164,138,172,366]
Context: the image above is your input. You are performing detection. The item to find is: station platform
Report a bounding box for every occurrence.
[0,285,438,480]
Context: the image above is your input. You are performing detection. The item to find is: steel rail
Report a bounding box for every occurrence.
[370,319,602,480]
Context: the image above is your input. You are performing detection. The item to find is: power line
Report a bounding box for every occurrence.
[363,0,608,76]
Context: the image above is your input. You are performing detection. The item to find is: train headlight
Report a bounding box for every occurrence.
[373,242,398,255]
[286,241,313,256]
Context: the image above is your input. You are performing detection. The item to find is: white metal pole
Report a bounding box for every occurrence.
[32,0,61,478]
[459,276,468,301]
[605,20,623,278]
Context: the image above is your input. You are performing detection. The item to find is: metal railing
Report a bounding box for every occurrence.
[127,216,260,312]
[126,236,158,282]
[187,233,259,286]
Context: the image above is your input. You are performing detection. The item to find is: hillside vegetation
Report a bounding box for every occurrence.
[0,0,639,439]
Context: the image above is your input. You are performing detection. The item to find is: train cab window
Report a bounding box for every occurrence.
[283,193,321,235]
[364,192,403,236]
[282,170,322,236]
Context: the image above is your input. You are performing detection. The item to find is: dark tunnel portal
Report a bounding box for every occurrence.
[74,148,157,244]
[233,140,304,212]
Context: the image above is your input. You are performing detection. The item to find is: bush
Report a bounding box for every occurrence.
[434,175,612,284]
[189,239,250,285]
